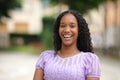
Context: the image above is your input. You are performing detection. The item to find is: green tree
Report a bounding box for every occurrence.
[40,16,55,49]
[0,0,21,22]
[50,0,116,14]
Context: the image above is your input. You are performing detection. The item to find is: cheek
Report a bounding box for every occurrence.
[75,31,79,40]
[74,28,79,36]
[59,27,63,33]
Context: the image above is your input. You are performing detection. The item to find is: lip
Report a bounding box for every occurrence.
[63,34,72,40]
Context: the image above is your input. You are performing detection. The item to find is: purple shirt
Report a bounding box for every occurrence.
[36,50,101,80]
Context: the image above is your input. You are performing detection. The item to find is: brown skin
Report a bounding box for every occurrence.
[33,13,100,80]
[86,77,100,80]
[59,13,78,48]
[58,13,80,58]
[33,69,44,80]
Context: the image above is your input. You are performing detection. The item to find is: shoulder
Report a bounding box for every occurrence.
[38,50,55,59]
[36,50,55,69]
[82,52,98,58]
[81,52,100,64]
[82,52,101,77]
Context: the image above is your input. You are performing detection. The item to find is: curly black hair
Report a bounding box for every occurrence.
[53,10,93,53]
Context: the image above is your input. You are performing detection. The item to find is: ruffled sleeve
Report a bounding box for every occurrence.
[35,51,46,70]
[35,50,54,70]
[84,52,101,78]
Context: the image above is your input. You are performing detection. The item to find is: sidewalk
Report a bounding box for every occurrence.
[0,51,38,80]
[99,54,120,80]
[0,51,120,80]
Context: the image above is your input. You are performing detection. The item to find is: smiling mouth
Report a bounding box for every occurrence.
[63,35,72,39]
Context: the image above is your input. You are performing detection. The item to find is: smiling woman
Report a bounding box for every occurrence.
[59,13,78,47]
[33,10,101,80]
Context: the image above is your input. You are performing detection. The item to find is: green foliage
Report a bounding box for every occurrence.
[50,0,116,14]
[42,16,55,30]
[40,28,54,49]
[40,16,55,49]
[0,0,22,21]
[0,45,40,54]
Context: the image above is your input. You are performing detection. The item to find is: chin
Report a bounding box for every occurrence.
[63,43,73,47]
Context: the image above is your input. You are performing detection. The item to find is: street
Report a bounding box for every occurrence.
[0,51,120,80]
[99,54,120,80]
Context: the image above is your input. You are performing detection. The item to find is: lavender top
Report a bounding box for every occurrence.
[36,50,101,80]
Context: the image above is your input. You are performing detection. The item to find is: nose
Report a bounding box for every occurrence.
[64,26,70,33]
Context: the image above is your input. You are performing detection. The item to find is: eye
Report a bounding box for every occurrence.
[60,24,65,28]
[70,24,75,28]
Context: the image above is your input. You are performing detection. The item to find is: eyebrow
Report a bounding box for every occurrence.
[60,22,76,24]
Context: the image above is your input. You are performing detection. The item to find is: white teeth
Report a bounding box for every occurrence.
[64,35,71,38]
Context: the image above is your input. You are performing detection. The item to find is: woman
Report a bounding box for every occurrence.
[33,10,101,80]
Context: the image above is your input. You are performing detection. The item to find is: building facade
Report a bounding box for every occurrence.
[0,0,43,47]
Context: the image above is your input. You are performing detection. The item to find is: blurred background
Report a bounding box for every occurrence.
[0,0,120,80]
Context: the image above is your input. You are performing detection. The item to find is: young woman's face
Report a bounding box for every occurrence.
[59,13,78,47]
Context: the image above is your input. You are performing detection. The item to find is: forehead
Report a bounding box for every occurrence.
[60,13,77,23]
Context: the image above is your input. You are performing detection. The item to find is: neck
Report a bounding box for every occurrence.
[60,44,80,55]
